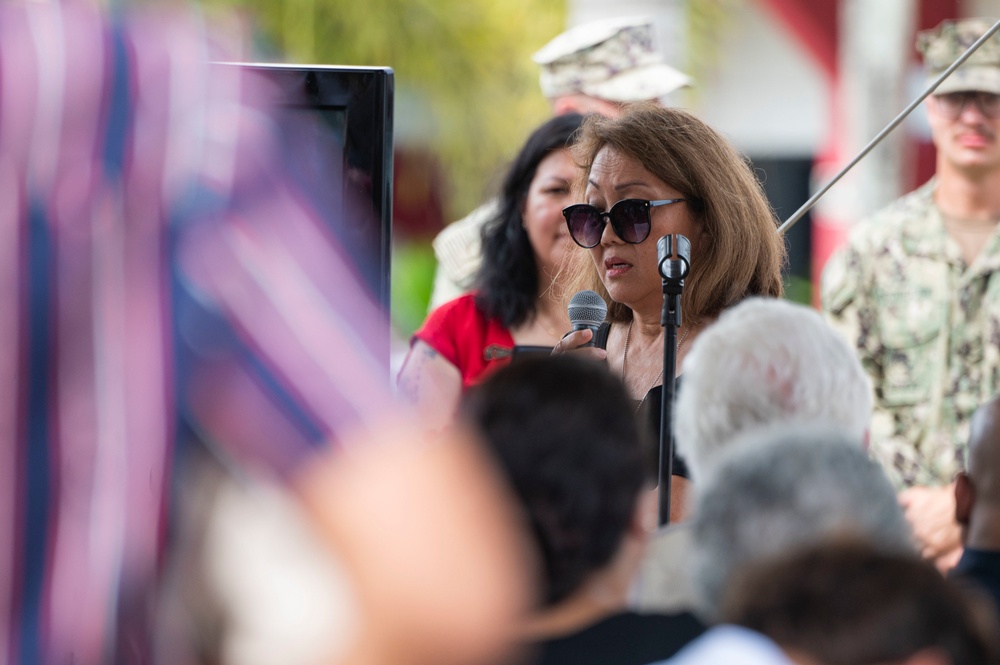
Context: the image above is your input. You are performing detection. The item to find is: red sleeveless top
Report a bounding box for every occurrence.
[412,294,515,389]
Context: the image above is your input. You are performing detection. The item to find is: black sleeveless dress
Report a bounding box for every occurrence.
[635,381,690,479]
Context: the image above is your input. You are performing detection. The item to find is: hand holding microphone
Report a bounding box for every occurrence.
[553,290,609,356]
[568,290,608,347]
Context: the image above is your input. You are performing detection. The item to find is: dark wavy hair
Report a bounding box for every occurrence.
[475,113,585,328]
[723,540,1000,665]
[460,355,648,606]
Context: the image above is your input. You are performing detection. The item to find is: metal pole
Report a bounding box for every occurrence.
[778,19,1000,236]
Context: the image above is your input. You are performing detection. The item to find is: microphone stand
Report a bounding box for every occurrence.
[656,235,690,526]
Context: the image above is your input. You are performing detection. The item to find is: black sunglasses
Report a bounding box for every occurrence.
[562,198,687,249]
[932,91,1000,120]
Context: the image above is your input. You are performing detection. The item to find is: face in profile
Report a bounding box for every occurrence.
[522,148,579,277]
[583,145,701,313]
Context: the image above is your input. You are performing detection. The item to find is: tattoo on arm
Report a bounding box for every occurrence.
[398,345,437,402]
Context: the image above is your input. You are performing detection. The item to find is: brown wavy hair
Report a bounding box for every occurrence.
[559,103,785,324]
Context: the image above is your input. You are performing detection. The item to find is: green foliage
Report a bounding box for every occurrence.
[784,274,813,306]
[198,0,566,219]
[684,0,743,89]
[391,240,438,339]
[192,0,567,335]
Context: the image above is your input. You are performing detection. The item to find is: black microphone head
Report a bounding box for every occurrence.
[568,290,608,327]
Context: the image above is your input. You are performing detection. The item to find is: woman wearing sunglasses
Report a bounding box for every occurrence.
[398,114,585,430]
[557,104,786,518]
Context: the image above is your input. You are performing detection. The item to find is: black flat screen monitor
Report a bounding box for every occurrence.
[231,63,394,364]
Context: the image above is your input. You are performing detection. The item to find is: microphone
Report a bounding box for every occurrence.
[567,290,608,349]
[657,234,691,281]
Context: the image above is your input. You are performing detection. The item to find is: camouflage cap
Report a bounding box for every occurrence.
[532,16,692,103]
[916,17,1000,95]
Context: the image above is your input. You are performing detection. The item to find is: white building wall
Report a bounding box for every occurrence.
[686,2,830,157]
[567,0,829,158]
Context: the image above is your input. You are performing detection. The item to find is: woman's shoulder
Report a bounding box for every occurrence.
[414,292,515,386]
[438,291,481,312]
[420,293,485,328]
[415,293,512,355]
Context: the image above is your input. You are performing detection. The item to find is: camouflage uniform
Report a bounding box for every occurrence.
[917,18,1000,96]
[822,180,1000,489]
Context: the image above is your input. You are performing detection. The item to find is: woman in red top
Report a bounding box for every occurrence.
[398,114,585,429]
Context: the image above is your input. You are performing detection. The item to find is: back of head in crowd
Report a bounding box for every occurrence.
[562,104,785,327]
[675,297,872,482]
[690,424,914,620]
[476,113,584,329]
[721,540,1000,665]
[460,355,648,606]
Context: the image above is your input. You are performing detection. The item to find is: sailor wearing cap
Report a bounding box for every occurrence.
[429,17,693,310]
[822,18,1000,571]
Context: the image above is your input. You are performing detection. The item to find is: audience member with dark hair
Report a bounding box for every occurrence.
[953,393,1000,613]
[399,114,584,431]
[461,355,704,665]
[658,541,1000,665]
[727,541,1000,665]
[687,425,914,621]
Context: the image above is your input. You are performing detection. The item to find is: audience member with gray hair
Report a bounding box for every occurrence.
[675,297,873,482]
[690,425,914,620]
[634,297,874,612]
